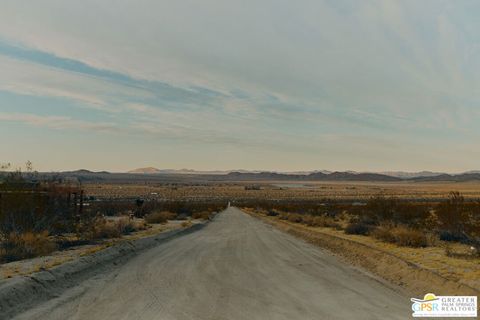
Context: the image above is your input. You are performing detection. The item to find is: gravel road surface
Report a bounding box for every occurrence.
[14,207,410,319]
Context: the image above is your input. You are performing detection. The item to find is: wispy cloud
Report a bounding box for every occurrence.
[0,1,479,171]
[0,112,119,133]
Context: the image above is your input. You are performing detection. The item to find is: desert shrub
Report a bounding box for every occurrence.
[181,221,192,228]
[372,225,427,247]
[310,216,340,229]
[332,222,343,230]
[439,230,469,243]
[393,203,431,227]
[1,231,57,262]
[134,219,148,231]
[192,211,211,220]
[82,216,146,239]
[116,217,139,234]
[94,200,134,216]
[302,215,314,226]
[364,195,399,222]
[393,227,428,247]
[145,211,174,224]
[435,192,480,250]
[0,178,83,237]
[287,213,302,223]
[344,222,372,235]
[267,209,279,217]
[372,225,397,243]
[88,217,121,239]
[311,216,326,227]
[436,192,469,234]
[279,212,289,220]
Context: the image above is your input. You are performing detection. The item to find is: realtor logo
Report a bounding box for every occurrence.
[411,293,477,317]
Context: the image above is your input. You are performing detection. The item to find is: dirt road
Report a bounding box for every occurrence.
[14,207,410,319]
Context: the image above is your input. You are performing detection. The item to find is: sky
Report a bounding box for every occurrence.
[0,0,479,173]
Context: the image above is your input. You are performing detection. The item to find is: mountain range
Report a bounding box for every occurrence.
[128,167,476,178]
[6,168,478,183]
[120,167,480,182]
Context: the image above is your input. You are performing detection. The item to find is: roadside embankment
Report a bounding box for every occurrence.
[244,209,479,297]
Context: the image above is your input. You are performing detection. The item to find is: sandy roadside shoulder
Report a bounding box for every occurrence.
[0,220,197,281]
[244,209,480,297]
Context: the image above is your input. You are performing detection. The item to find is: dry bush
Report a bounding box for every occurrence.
[145,211,174,224]
[372,225,397,243]
[134,219,148,231]
[266,209,279,217]
[85,216,146,239]
[439,230,469,243]
[1,231,57,262]
[372,225,427,247]
[287,213,302,223]
[344,222,372,235]
[435,192,480,251]
[393,227,428,247]
[192,211,211,220]
[279,212,289,220]
[312,216,341,229]
[181,221,192,228]
[88,217,121,239]
[0,177,83,237]
[116,217,146,234]
[302,215,314,226]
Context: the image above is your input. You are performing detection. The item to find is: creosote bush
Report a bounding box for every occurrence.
[344,222,372,235]
[1,231,57,262]
[145,211,175,224]
[192,211,211,220]
[287,213,302,223]
[85,216,146,239]
[372,225,428,247]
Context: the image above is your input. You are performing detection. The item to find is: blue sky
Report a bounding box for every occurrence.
[0,0,479,172]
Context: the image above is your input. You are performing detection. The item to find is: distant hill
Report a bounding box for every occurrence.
[128,167,163,174]
[128,167,239,175]
[380,171,445,178]
[226,171,401,181]
[411,173,480,182]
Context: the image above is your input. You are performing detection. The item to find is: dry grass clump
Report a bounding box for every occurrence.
[392,227,428,247]
[371,225,396,243]
[344,222,372,235]
[145,211,175,224]
[181,221,192,228]
[266,209,279,216]
[87,216,146,239]
[278,212,289,220]
[88,218,121,239]
[116,217,147,234]
[372,225,428,247]
[276,212,342,229]
[287,213,302,223]
[301,215,315,226]
[445,244,480,259]
[310,216,342,229]
[1,231,57,262]
[192,211,211,220]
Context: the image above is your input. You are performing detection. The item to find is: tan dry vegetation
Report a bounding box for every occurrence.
[0,231,57,263]
[84,181,480,201]
[0,219,188,280]
[144,211,176,224]
[86,216,147,239]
